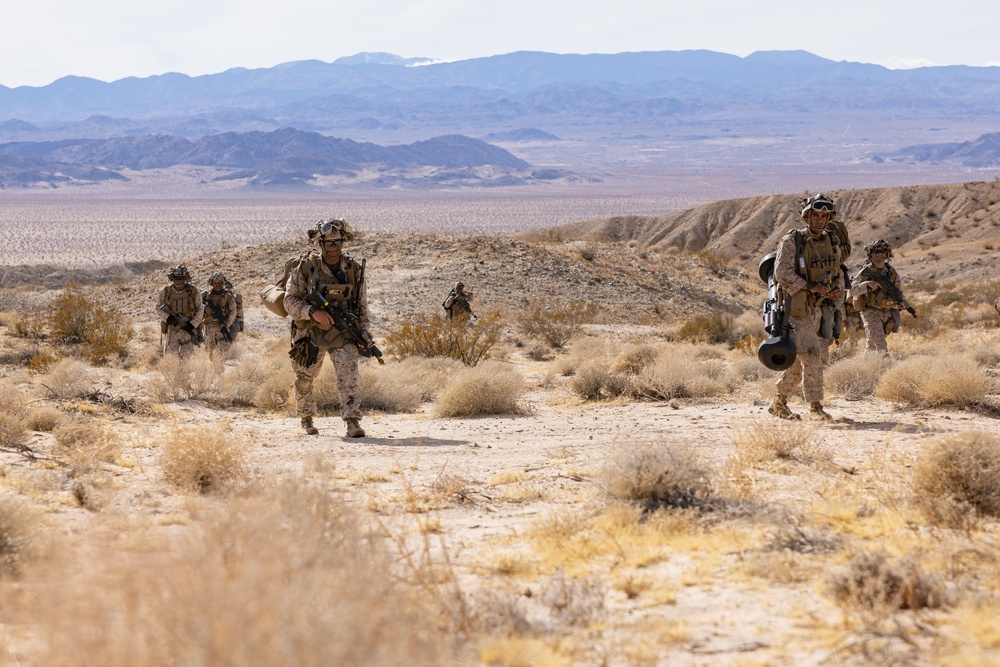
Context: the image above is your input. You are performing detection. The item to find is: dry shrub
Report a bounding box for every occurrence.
[30,479,460,666]
[913,431,1000,525]
[219,344,294,409]
[637,350,737,399]
[11,312,45,339]
[611,343,659,375]
[0,311,17,328]
[732,420,815,464]
[54,421,121,474]
[875,355,992,407]
[551,336,612,377]
[674,312,736,344]
[516,298,597,349]
[732,309,766,342]
[434,362,529,418]
[48,283,135,364]
[825,353,893,400]
[149,350,223,402]
[568,358,633,401]
[26,406,64,432]
[359,361,423,413]
[540,569,607,627]
[38,357,94,399]
[160,424,248,493]
[385,309,504,366]
[0,496,42,578]
[0,380,29,448]
[828,552,946,617]
[395,356,463,402]
[600,441,716,511]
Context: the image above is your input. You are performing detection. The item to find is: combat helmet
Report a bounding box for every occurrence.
[167,264,191,281]
[209,271,227,283]
[864,238,893,260]
[800,194,837,220]
[307,217,353,242]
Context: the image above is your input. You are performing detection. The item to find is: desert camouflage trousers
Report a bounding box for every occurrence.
[775,310,829,403]
[860,308,893,355]
[291,344,363,421]
[203,323,231,361]
[164,325,199,358]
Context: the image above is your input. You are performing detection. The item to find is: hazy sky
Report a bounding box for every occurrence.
[3,0,998,88]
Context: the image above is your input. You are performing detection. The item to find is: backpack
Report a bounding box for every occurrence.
[260,252,313,318]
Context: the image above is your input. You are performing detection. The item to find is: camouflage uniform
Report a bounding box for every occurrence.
[202,281,238,360]
[444,282,474,320]
[283,248,369,425]
[156,267,204,357]
[772,227,843,405]
[225,280,244,341]
[848,255,908,355]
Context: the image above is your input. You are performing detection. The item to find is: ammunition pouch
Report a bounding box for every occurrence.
[889,309,901,334]
[289,338,320,368]
[818,304,835,340]
[160,320,168,334]
[790,290,809,317]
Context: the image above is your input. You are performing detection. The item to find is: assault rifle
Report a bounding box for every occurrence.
[305,288,385,365]
[204,298,233,343]
[158,304,203,345]
[756,252,796,371]
[864,269,917,317]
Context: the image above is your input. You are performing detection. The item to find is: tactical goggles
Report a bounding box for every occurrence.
[807,200,835,212]
[318,219,346,237]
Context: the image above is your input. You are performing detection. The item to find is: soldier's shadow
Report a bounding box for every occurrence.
[356,436,473,447]
[834,418,922,433]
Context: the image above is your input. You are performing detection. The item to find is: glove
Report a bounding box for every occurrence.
[289,338,320,367]
[166,314,180,326]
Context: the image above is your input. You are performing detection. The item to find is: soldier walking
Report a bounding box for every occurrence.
[156,265,204,357]
[283,218,372,438]
[225,278,244,341]
[768,196,844,422]
[443,281,475,321]
[202,272,237,361]
[847,239,918,355]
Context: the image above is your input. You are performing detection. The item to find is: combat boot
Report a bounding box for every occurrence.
[808,402,834,422]
[768,394,800,420]
[301,417,319,435]
[345,418,366,438]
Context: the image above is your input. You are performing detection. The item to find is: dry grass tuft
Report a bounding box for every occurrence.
[360,361,424,413]
[828,551,947,617]
[600,441,717,512]
[54,421,121,475]
[568,358,633,401]
[38,357,95,399]
[0,496,42,578]
[0,380,29,448]
[516,298,597,349]
[149,350,223,402]
[826,353,893,400]
[160,424,248,493]
[26,406,64,432]
[912,431,1000,525]
[875,355,992,408]
[636,349,737,399]
[732,420,817,463]
[30,478,461,665]
[434,362,529,418]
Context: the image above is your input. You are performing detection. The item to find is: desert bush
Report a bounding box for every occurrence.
[636,351,737,399]
[54,421,121,475]
[732,420,815,464]
[385,309,504,366]
[160,424,248,493]
[674,312,736,345]
[875,355,992,407]
[38,357,95,399]
[540,569,607,627]
[912,431,1000,525]
[826,353,894,400]
[568,358,633,400]
[149,350,223,402]
[0,311,17,328]
[0,496,42,578]
[610,343,659,375]
[828,552,946,617]
[360,361,423,413]
[30,478,460,666]
[393,356,464,402]
[217,344,293,409]
[600,441,716,511]
[516,298,597,349]
[551,336,612,377]
[10,312,45,339]
[0,380,29,448]
[47,284,134,364]
[434,361,529,417]
[26,406,64,432]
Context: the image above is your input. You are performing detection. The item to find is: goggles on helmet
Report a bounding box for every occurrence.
[318,218,346,238]
[800,194,836,218]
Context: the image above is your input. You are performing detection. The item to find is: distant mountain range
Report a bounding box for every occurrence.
[2,49,1000,188]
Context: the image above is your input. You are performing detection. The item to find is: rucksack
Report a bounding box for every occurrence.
[260,252,313,318]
